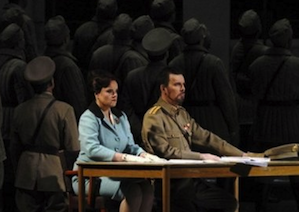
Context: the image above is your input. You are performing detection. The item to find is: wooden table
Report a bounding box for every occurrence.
[77,161,299,212]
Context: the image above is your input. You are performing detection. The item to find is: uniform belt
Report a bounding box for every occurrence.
[184,100,217,107]
[24,145,59,156]
[259,100,299,106]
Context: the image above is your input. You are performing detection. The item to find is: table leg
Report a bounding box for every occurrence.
[78,166,85,212]
[234,177,239,212]
[162,166,170,212]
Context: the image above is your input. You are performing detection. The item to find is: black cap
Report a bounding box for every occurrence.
[142,27,173,56]
[269,18,293,48]
[113,13,132,40]
[25,56,55,84]
[0,23,24,48]
[45,15,70,46]
[131,15,154,41]
[238,9,261,35]
[150,0,175,20]
[181,18,207,45]
[96,0,118,19]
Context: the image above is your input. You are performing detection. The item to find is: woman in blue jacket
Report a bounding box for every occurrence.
[72,72,163,212]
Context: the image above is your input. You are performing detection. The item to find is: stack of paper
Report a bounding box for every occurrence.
[220,157,271,167]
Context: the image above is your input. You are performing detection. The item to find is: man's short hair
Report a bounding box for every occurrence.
[158,66,183,87]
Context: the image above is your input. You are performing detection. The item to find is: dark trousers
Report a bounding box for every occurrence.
[16,188,68,212]
[154,178,237,212]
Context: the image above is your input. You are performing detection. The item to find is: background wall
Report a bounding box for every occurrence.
[183,0,230,69]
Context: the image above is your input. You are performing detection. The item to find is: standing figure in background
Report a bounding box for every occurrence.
[250,18,299,211]
[72,0,118,80]
[0,96,6,212]
[129,15,155,67]
[170,18,239,147]
[230,9,268,150]
[149,0,185,62]
[89,13,145,98]
[0,1,38,61]
[72,73,164,212]
[120,28,173,146]
[0,23,32,212]
[10,56,80,212]
[44,15,88,122]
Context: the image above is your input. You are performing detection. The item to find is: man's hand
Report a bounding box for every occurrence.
[199,153,220,161]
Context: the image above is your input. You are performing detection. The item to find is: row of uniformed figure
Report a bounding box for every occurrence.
[1,0,299,211]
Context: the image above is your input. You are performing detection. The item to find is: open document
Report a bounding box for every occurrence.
[220,157,271,167]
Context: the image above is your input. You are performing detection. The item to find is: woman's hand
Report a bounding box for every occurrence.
[140,152,167,162]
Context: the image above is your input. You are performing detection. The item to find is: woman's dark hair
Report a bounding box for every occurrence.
[89,71,119,94]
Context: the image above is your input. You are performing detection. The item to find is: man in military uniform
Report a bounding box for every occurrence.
[149,0,185,62]
[120,27,173,147]
[72,0,118,80]
[142,67,246,212]
[0,23,32,212]
[0,96,6,212]
[170,18,239,147]
[250,18,299,211]
[230,9,269,150]
[44,15,88,121]
[10,56,80,212]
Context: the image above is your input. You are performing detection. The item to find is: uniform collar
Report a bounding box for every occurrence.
[157,97,184,116]
[265,47,292,56]
[88,101,123,119]
[184,44,209,53]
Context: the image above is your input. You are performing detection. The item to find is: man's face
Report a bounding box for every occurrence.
[162,73,185,106]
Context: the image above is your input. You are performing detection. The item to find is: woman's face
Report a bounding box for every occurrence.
[95,80,118,110]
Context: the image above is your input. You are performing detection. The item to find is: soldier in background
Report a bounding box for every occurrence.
[129,15,155,67]
[170,18,239,147]
[230,9,268,150]
[0,23,32,212]
[0,0,38,61]
[44,15,88,122]
[89,13,145,99]
[149,0,185,62]
[250,18,299,212]
[120,28,173,146]
[10,56,80,212]
[72,0,118,80]
[0,96,6,212]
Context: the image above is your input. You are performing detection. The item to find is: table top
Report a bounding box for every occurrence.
[77,160,299,168]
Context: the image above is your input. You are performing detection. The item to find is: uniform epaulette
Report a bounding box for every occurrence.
[149,106,161,115]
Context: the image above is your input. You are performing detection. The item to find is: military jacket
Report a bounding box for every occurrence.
[10,93,79,192]
[142,98,243,159]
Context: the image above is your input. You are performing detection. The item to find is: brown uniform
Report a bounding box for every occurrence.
[142,98,243,159]
[142,97,243,212]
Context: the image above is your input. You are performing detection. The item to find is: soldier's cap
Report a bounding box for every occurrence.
[238,9,262,35]
[181,18,207,45]
[269,18,293,48]
[96,0,118,19]
[2,5,25,28]
[45,15,70,46]
[142,27,174,56]
[0,23,24,48]
[113,13,132,40]
[25,56,55,85]
[150,0,175,20]
[264,143,299,160]
[131,15,154,41]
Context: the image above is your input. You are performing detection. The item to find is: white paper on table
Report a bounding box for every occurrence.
[167,159,222,164]
[220,157,271,167]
